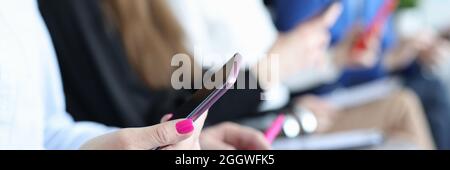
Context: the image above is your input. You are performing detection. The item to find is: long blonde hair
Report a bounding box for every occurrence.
[102,0,189,89]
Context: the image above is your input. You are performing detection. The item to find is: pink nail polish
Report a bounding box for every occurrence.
[176,119,194,134]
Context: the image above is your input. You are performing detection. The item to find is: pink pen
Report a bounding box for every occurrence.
[264,114,286,145]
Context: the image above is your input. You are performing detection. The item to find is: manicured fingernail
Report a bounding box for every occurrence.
[176,119,194,134]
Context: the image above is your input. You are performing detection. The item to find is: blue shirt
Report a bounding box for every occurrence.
[274,0,398,93]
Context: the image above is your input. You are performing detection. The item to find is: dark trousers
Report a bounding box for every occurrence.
[403,65,450,149]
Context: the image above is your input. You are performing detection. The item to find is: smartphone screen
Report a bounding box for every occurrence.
[170,54,241,121]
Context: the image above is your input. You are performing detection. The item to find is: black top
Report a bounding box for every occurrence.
[38,0,264,127]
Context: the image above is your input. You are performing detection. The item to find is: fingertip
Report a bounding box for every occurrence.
[248,128,272,150]
[259,134,272,150]
[321,2,343,28]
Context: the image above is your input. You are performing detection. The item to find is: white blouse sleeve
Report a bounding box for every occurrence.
[0,0,116,149]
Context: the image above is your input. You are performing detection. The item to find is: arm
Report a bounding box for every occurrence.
[40,27,115,149]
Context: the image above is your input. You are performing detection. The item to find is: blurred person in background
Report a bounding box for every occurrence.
[271,0,448,149]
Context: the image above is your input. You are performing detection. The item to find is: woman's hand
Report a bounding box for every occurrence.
[200,122,271,150]
[384,29,450,72]
[254,2,342,89]
[80,112,208,150]
[416,34,450,68]
[296,95,338,133]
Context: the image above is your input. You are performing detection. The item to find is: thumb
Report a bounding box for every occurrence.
[311,2,343,28]
[142,119,195,149]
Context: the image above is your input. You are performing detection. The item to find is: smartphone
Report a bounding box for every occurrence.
[170,53,242,122]
[351,0,398,56]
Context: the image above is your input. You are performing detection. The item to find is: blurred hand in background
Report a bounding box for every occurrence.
[258,2,343,84]
[385,29,450,71]
[295,95,339,133]
[200,122,271,150]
